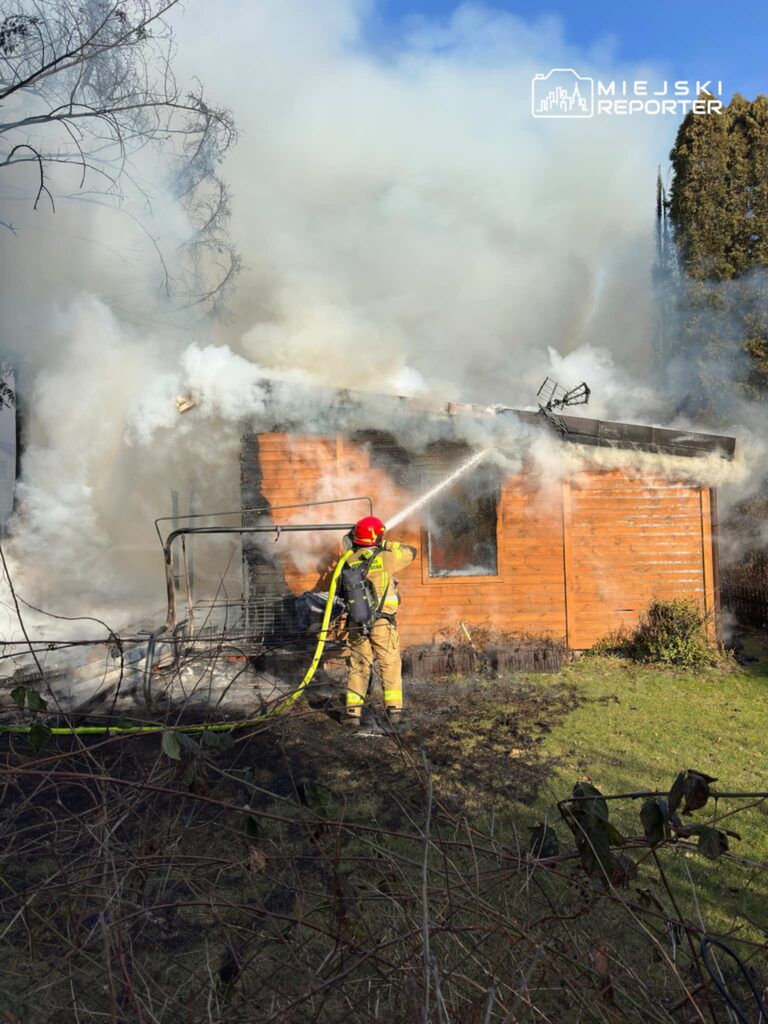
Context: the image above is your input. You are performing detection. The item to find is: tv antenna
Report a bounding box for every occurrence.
[536,377,591,434]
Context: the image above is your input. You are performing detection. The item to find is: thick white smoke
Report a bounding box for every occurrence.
[175,2,669,409]
[0,1,753,644]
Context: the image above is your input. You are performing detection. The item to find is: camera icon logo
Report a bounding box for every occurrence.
[532,68,594,118]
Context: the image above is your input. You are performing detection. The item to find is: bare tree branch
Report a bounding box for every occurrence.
[0,0,239,309]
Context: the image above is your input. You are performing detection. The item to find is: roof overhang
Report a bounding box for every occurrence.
[236,381,736,462]
[511,410,736,460]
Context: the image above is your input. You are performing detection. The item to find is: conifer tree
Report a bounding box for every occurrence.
[668,94,768,404]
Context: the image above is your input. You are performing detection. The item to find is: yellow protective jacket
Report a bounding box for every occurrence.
[347,540,417,618]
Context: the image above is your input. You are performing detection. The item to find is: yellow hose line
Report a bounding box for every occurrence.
[0,550,353,738]
[258,548,351,722]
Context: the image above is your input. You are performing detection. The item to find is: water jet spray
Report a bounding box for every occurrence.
[385,448,490,530]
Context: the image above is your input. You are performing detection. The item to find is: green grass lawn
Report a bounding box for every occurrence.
[521,636,768,938]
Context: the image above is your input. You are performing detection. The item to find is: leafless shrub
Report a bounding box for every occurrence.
[0,554,764,1022]
[1,674,766,1023]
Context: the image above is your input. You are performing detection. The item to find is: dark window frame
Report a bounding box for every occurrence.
[421,471,503,584]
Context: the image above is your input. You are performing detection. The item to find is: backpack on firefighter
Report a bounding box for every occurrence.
[338,547,390,632]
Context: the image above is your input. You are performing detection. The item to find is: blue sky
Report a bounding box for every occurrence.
[373,0,768,102]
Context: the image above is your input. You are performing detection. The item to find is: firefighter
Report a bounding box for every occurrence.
[342,515,416,731]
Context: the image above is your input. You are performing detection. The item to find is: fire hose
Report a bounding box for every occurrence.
[0,549,353,739]
[2,449,492,742]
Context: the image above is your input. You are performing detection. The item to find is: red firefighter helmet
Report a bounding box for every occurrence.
[352,515,385,547]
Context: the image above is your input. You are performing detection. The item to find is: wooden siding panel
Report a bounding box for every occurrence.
[243,435,568,645]
[244,435,718,653]
[564,473,709,648]
[562,478,576,651]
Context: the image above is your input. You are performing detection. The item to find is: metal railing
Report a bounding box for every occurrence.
[155,497,374,631]
[161,522,354,633]
[137,496,375,693]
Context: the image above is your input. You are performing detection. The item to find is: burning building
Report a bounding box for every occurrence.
[240,388,735,652]
[0,383,737,718]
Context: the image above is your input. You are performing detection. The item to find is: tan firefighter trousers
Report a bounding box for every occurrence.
[345,618,402,718]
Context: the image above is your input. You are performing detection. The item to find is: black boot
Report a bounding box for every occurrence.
[354,718,385,738]
[380,710,405,736]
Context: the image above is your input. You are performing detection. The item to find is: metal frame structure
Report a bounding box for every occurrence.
[162,523,355,633]
[135,497,375,704]
[155,496,373,633]
[153,496,372,547]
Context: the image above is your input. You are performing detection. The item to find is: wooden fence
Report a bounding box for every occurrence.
[721,582,768,629]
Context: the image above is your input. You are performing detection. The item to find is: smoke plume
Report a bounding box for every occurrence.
[0,1,756,643]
